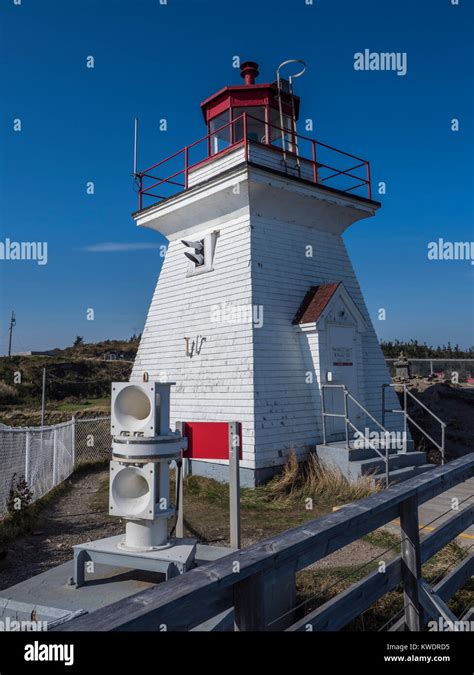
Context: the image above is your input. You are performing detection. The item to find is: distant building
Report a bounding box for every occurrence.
[103,350,126,361]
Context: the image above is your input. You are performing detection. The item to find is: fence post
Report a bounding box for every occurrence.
[403,385,408,454]
[229,422,241,550]
[71,416,76,468]
[175,421,185,538]
[399,494,424,630]
[53,428,58,486]
[25,430,31,485]
[343,389,349,448]
[234,562,297,631]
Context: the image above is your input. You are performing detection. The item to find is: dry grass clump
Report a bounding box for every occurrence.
[266,451,379,504]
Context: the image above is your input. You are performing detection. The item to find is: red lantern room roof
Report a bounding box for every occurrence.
[200,61,300,124]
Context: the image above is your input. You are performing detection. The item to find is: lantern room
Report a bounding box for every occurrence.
[201,61,301,156]
[135,59,373,209]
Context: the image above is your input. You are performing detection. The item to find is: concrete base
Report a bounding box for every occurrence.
[0,544,237,630]
[73,535,197,587]
[315,442,435,485]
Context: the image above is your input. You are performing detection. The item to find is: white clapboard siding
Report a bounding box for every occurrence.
[132,161,402,482]
[132,212,258,469]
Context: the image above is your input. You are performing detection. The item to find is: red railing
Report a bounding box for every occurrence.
[137,113,372,209]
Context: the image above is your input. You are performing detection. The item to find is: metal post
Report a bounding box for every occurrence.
[385,446,390,489]
[53,428,58,485]
[41,368,46,426]
[25,430,30,485]
[184,147,189,190]
[430,360,434,376]
[175,421,185,538]
[441,424,445,465]
[381,384,386,428]
[399,495,424,630]
[403,384,408,454]
[71,415,76,468]
[133,117,138,176]
[343,389,350,449]
[321,386,327,445]
[229,421,241,549]
[366,161,372,200]
[8,310,16,358]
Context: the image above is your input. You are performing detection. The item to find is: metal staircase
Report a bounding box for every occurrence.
[317,384,446,487]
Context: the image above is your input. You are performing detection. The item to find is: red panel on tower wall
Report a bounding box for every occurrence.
[182,422,242,460]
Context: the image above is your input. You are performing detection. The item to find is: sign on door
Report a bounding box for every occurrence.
[332,346,353,366]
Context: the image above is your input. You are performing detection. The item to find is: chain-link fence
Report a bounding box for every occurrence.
[0,416,111,517]
[74,416,111,466]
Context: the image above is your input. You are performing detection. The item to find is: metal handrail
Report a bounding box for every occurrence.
[137,111,372,207]
[382,383,446,464]
[321,384,392,487]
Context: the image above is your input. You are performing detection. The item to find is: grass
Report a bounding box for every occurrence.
[265,451,379,504]
[54,397,110,412]
[362,529,401,549]
[295,541,473,631]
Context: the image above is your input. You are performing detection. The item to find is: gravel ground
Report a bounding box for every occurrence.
[0,468,120,591]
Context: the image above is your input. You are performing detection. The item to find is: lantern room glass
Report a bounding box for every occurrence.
[209,111,231,155]
[207,104,296,156]
[232,106,266,144]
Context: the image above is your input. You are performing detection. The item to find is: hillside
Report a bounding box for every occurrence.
[0,339,138,426]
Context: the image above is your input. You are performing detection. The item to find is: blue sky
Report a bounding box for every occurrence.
[1,0,473,353]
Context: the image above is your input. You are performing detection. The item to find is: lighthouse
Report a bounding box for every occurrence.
[130,60,412,487]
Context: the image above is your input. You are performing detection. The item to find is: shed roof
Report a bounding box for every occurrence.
[292,282,341,325]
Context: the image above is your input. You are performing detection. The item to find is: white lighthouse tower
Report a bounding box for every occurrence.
[131,61,427,487]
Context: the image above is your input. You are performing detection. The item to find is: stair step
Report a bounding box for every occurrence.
[353,451,428,475]
[372,463,436,486]
[321,442,400,462]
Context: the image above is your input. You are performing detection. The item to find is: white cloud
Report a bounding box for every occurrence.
[81,242,160,253]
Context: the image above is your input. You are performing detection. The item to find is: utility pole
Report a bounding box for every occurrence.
[8,311,16,358]
[41,368,46,426]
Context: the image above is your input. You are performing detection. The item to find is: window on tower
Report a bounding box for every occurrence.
[209,112,231,155]
[232,106,266,144]
[268,108,295,153]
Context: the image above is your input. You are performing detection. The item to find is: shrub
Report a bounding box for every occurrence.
[0,382,19,405]
[267,451,378,503]
[6,473,34,523]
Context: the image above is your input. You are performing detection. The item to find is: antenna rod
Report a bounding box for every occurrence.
[8,310,16,358]
[133,117,138,176]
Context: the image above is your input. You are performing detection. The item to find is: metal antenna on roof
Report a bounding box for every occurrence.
[276,60,306,167]
[133,117,139,176]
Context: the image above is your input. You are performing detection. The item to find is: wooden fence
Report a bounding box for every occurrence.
[56,453,474,632]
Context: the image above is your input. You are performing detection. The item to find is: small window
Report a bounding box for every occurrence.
[209,112,231,155]
[232,106,266,144]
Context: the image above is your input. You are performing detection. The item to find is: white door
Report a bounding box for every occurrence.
[324,324,361,440]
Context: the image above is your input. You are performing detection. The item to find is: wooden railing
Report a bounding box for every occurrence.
[55,454,474,632]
